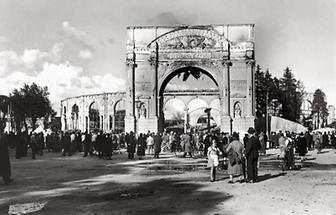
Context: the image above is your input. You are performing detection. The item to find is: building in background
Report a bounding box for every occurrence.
[300,92,313,128]
[327,105,335,125]
[61,92,126,133]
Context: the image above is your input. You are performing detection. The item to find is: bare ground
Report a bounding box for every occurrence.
[1,148,336,215]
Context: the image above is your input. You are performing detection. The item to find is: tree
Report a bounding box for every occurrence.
[312,89,328,128]
[10,83,54,131]
[255,65,281,118]
[0,95,10,133]
[255,65,267,117]
[279,67,303,122]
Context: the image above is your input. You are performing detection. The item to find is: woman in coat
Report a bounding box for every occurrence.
[226,132,244,183]
[0,132,13,185]
[136,133,146,159]
[296,132,307,161]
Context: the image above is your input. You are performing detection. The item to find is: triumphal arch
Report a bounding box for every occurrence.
[125,24,256,134]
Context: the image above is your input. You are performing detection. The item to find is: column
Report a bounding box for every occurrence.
[246,60,255,116]
[184,108,189,133]
[221,61,232,133]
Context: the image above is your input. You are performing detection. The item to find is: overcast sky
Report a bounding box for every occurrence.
[0,0,335,112]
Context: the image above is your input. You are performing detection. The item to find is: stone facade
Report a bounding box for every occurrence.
[125,24,256,134]
[60,92,126,132]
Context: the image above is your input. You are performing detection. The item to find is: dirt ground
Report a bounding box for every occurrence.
[1,148,336,215]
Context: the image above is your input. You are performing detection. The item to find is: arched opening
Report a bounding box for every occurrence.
[114,99,125,133]
[233,101,242,118]
[89,102,100,132]
[159,66,220,133]
[71,104,79,130]
[163,98,186,131]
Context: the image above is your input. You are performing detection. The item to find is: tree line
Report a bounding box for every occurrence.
[255,65,329,128]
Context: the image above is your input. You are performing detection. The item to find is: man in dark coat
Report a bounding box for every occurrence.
[245,127,261,183]
[83,132,93,157]
[126,132,136,159]
[62,132,71,156]
[0,132,13,185]
[322,132,329,148]
[30,133,38,159]
[153,133,162,158]
[304,131,313,151]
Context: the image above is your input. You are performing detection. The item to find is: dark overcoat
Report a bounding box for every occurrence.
[296,136,307,156]
[154,135,162,153]
[0,134,11,178]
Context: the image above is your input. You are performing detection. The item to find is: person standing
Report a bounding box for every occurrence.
[322,132,329,149]
[296,132,307,167]
[203,133,212,158]
[70,132,76,155]
[259,132,266,155]
[226,132,244,183]
[331,132,336,149]
[136,133,146,160]
[62,132,71,156]
[153,133,162,158]
[83,132,93,157]
[146,133,154,155]
[182,133,192,158]
[0,132,13,185]
[126,131,136,159]
[30,132,38,159]
[245,127,261,183]
[285,133,295,170]
[278,132,287,171]
[161,131,169,152]
[207,139,220,182]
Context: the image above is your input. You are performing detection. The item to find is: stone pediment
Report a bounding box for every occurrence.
[148,28,228,50]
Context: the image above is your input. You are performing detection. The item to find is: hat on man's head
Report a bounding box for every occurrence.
[232,132,239,140]
[247,127,255,134]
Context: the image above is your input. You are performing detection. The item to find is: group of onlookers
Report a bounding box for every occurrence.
[2,127,336,185]
[123,128,262,183]
[207,127,261,183]
[269,130,336,151]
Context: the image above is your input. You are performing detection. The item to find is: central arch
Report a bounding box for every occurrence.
[158,65,222,132]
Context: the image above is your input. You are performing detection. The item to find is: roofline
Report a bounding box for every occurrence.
[127,24,255,29]
[61,92,126,103]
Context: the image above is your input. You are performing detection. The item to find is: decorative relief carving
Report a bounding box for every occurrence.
[149,28,228,51]
[231,41,254,51]
[162,35,218,49]
[161,52,212,60]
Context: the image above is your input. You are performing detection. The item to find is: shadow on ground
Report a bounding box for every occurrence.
[304,162,336,170]
[257,172,286,182]
[1,178,232,215]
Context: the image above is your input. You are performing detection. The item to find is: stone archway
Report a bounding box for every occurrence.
[158,66,221,132]
[125,25,256,134]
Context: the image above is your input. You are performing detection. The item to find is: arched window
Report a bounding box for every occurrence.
[89,102,100,131]
[71,104,79,129]
[114,100,125,133]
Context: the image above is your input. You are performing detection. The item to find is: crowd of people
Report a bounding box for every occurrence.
[1,127,336,185]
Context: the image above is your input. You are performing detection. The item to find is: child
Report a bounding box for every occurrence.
[207,139,220,182]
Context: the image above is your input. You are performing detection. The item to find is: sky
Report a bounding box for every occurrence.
[0,0,335,114]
